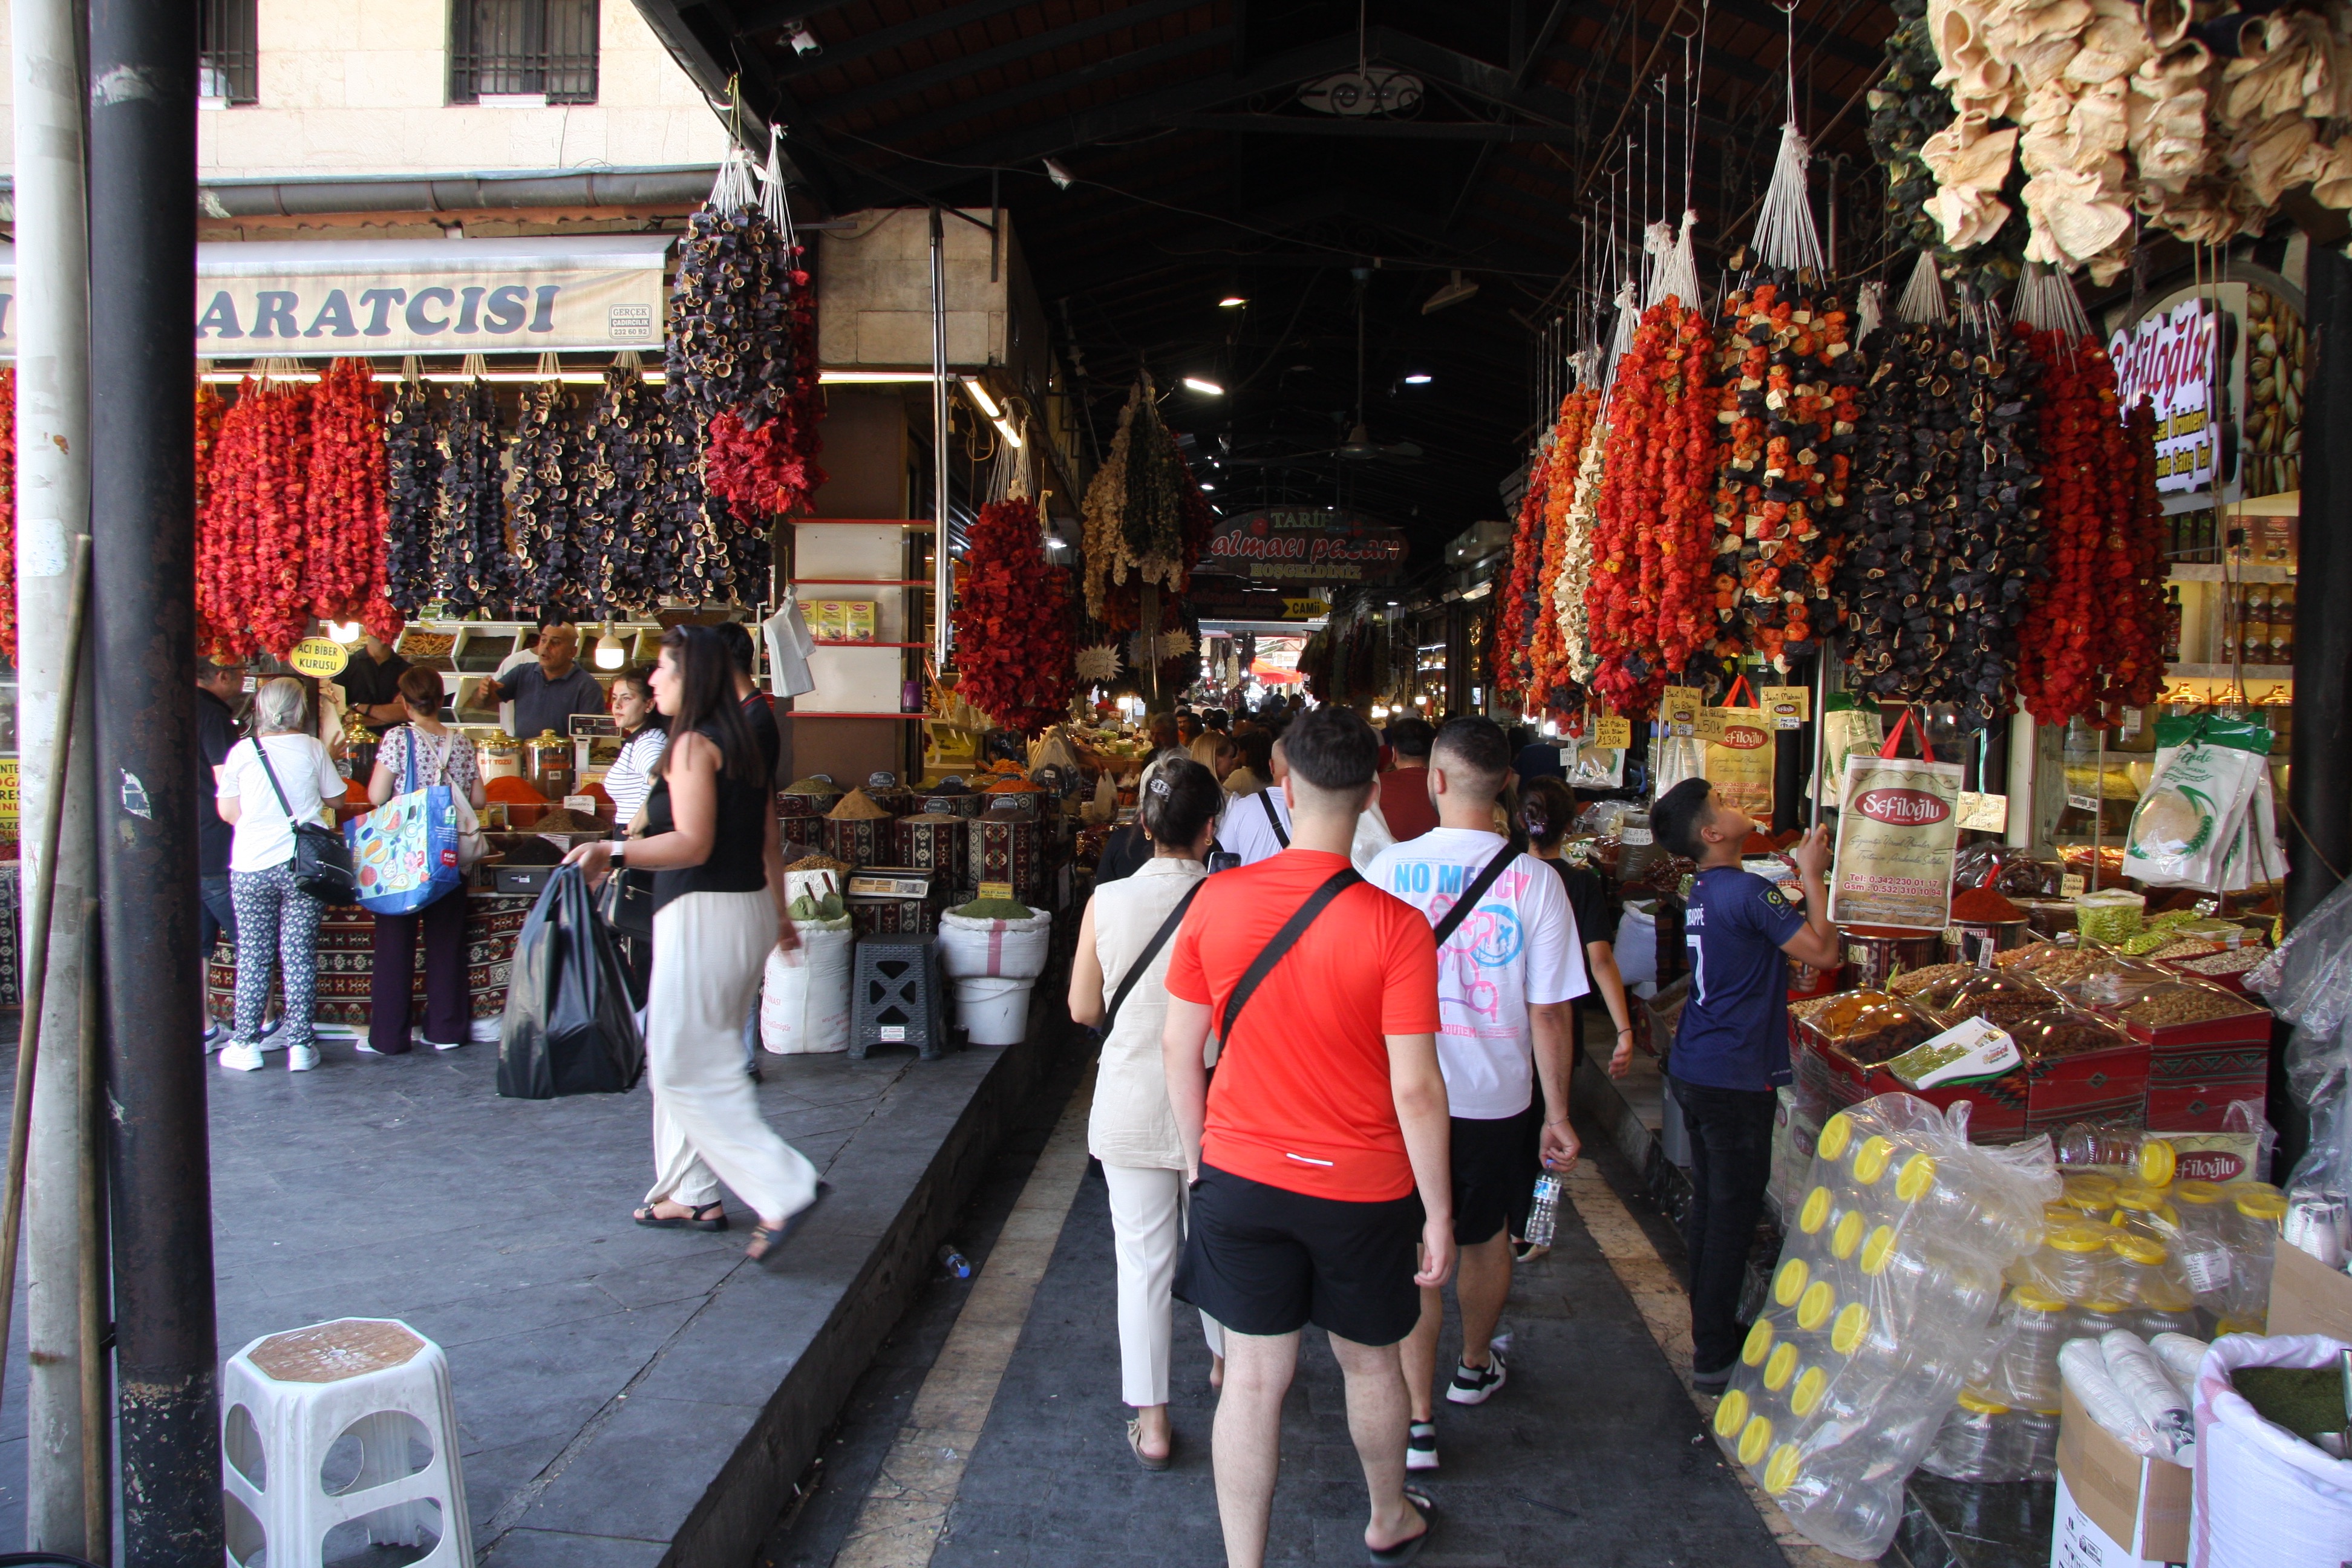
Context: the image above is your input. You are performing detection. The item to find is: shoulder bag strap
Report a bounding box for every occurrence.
[250,738,299,821]
[1219,867,1362,1046]
[1259,788,1289,849]
[1429,848,1516,949]
[402,728,420,795]
[1100,879,1206,1036]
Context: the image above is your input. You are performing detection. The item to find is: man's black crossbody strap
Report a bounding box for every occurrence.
[1219,867,1361,1045]
[1259,789,1289,849]
[1429,849,1514,949]
[1102,880,1206,1036]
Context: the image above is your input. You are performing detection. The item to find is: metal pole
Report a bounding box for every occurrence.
[88,0,219,1558]
[2289,243,2352,924]
[931,204,953,671]
[0,534,89,1397]
[77,903,111,1563]
[11,0,97,1541]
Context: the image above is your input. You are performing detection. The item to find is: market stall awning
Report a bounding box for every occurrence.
[0,235,675,359]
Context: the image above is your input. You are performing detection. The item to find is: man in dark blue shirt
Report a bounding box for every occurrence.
[1650,777,1839,1389]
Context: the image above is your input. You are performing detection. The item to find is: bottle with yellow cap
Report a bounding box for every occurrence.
[1919,1390,2031,1481]
[1984,1285,2072,1408]
[2018,1218,2114,1301]
[2219,1184,2289,1327]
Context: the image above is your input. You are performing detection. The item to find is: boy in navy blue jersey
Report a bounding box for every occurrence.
[1649,777,1841,1390]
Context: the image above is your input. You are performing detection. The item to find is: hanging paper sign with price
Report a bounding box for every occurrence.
[1956,791,2010,833]
[1691,706,1729,743]
[1590,714,1633,750]
[1660,687,1704,737]
[1760,686,1811,729]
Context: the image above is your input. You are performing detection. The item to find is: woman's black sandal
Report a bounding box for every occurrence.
[748,1183,831,1270]
[1367,1489,1434,1567]
[634,1200,727,1232]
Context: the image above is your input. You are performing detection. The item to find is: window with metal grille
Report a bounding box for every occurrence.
[199,0,258,105]
[450,0,599,105]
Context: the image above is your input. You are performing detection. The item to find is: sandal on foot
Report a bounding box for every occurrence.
[1126,1417,1172,1472]
[635,1201,727,1232]
[748,1183,831,1270]
[1367,1489,1435,1567]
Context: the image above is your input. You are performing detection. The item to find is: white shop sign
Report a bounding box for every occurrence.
[0,235,673,359]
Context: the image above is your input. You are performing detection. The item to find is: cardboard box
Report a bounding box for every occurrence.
[2055,1382,2191,1565]
[2267,1233,2352,1340]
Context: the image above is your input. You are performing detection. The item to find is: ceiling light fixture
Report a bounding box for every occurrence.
[961,376,1002,418]
[992,417,1024,448]
[1199,482,1215,491]
[1403,372,1432,385]
[1182,377,1224,396]
[595,623,627,670]
[1421,269,1479,313]
[786,21,822,56]
[1218,295,1247,309]
[1043,157,1074,190]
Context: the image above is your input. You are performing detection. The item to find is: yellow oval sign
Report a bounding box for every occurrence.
[287,638,350,678]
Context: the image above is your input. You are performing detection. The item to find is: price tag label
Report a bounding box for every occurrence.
[563,794,598,815]
[979,880,1014,901]
[287,636,351,678]
[2120,707,2143,739]
[1691,706,1730,743]
[2061,873,2087,897]
[2067,793,2102,814]
[1558,747,1576,767]
[1591,714,1633,750]
[1955,791,2010,833]
[1760,685,1811,728]
[879,1025,907,1043]
[1660,686,1704,736]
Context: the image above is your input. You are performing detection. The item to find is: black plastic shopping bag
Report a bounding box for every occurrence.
[498,864,645,1099]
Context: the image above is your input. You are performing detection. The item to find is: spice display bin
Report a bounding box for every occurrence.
[823,815,895,869]
[970,817,1047,903]
[895,813,969,890]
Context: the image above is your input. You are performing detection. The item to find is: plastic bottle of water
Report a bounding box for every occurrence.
[937,1244,973,1279]
[1523,1172,1562,1248]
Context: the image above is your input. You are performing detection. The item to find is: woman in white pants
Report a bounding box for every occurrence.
[1068,756,1226,1470]
[566,626,820,1266]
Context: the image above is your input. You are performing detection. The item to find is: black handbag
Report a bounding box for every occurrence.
[253,739,356,904]
[598,857,656,941]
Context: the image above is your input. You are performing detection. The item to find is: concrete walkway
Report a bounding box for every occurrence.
[765,1070,1797,1568]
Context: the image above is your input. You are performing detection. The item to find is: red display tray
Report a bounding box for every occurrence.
[2022,1038,2152,1129]
[2104,1004,2272,1051]
[2146,1079,2270,1132]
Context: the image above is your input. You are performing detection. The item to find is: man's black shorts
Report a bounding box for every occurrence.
[1174,1164,1422,1345]
[1452,1111,1534,1247]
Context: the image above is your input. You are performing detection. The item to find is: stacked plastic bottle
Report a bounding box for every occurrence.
[1711,1095,2054,1558]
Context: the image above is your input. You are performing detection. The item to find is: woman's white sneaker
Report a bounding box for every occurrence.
[1406,1420,1439,1471]
[287,1045,321,1072]
[218,1044,264,1072]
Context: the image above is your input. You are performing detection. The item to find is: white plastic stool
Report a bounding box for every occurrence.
[220,1317,473,1567]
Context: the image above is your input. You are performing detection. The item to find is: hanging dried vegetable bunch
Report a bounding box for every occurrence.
[578,362,667,612]
[1553,405,1610,689]
[1838,308,2044,726]
[384,379,442,615]
[952,497,1077,736]
[197,374,313,658]
[300,359,401,642]
[431,378,512,616]
[1586,301,1719,714]
[2240,284,2304,498]
[645,399,734,605]
[1870,0,1954,257]
[1122,377,1189,581]
[509,379,592,618]
[667,142,826,529]
[1706,278,1864,668]
[1079,384,1138,622]
[194,380,226,515]
[1524,386,1602,714]
[1492,430,1553,700]
[0,371,15,663]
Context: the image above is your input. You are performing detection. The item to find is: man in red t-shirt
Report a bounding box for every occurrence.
[1377,716,1439,843]
[1163,705,1454,1567]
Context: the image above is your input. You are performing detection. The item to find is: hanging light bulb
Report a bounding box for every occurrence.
[595,622,627,670]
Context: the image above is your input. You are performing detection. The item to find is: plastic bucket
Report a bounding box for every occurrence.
[954,975,1033,1045]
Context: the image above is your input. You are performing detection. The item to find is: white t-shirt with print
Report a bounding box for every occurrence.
[216,734,345,875]
[1366,825,1586,1119]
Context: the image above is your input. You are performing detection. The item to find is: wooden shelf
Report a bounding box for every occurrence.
[786,711,929,720]
[2169,563,2296,583]
[2166,662,2295,679]
[791,517,938,529]
[792,578,932,587]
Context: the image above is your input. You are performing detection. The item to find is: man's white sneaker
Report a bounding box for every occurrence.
[287,1045,321,1073]
[1446,1350,1508,1405]
[218,1044,264,1072]
[1406,1420,1439,1472]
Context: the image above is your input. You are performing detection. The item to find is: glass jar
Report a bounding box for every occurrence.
[2060,1172,2120,1218]
[481,731,523,780]
[2110,1185,2180,1243]
[2071,1297,2138,1344]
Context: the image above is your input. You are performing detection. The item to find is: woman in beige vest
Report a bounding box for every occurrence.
[1068,756,1227,1470]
